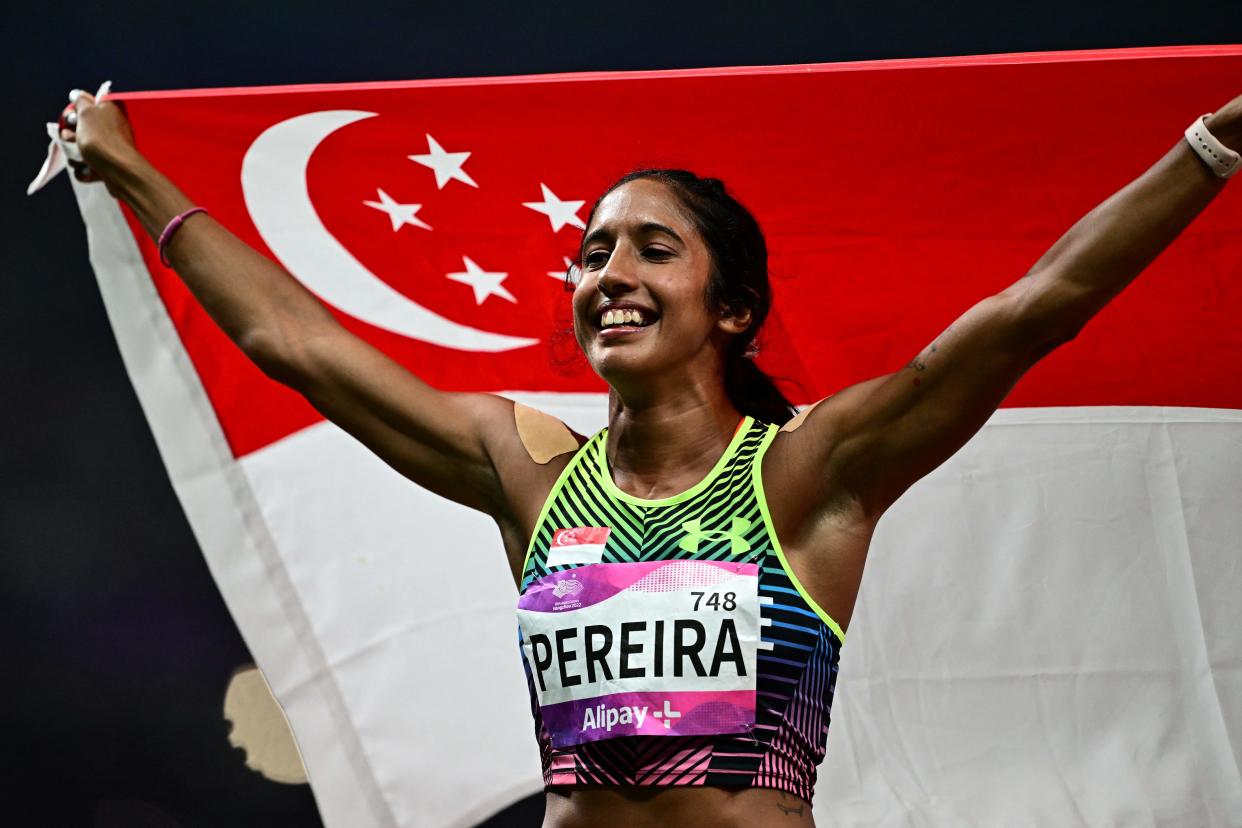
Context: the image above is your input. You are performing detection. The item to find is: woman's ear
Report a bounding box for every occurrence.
[718,304,753,335]
[717,286,758,335]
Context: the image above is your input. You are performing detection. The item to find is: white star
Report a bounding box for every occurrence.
[548,256,578,282]
[523,183,586,232]
[362,188,432,232]
[409,135,478,189]
[447,256,517,305]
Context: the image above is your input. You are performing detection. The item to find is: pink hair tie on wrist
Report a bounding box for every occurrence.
[158,207,208,267]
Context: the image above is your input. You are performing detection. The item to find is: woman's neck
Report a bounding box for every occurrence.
[604,385,743,501]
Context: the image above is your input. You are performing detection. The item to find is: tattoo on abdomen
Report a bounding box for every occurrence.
[776,792,805,817]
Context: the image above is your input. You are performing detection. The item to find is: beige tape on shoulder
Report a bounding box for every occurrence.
[780,398,826,433]
[514,402,580,464]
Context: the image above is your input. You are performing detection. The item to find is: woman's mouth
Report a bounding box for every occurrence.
[596,306,658,338]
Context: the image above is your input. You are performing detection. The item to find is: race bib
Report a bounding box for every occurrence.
[517,559,759,748]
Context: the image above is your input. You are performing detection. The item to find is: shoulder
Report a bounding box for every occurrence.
[768,374,894,462]
[512,402,587,463]
[478,398,588,481]
[762,376,894,518]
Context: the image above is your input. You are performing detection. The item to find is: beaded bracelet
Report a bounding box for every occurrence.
[158,207,208,266]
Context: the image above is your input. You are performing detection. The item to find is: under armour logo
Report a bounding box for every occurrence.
[678,516,752,555]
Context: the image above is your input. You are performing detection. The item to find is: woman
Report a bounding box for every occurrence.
[63,89,1240,827]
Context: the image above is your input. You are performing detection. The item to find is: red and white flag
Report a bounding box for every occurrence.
[547,527,611,567]
[56,47,1242,826]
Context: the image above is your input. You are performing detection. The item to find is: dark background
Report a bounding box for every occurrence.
[5,2,1240,826]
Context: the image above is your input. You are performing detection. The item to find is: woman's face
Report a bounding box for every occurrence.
[573,178,746,392]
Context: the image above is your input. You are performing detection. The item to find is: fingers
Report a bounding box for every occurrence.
[59,104,78,133]
[62,90,97,181]
[59,86,124,184]
[59,89,91,148]
[59,88,94,136]
[67,89,97,126]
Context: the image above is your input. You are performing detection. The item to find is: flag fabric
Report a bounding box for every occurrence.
[62,46,1242,826]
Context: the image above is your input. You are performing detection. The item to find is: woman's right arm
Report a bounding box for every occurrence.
[67,92,519,517]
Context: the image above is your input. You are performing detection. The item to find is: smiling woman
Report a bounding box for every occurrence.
[574,169,797,427]
[58,82,1242,828]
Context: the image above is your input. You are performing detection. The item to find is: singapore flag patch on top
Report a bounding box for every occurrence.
[546,527,611,567]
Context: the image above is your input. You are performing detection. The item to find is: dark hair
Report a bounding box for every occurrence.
[579,169,796,426]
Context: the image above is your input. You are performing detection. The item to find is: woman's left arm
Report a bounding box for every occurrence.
[794,98,1242,519]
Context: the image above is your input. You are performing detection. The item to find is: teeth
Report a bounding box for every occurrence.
[599,308,651,328]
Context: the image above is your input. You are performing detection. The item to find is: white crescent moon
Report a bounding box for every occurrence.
[241,110,537,353]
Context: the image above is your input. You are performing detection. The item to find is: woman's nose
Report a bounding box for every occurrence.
[598,251,637,296]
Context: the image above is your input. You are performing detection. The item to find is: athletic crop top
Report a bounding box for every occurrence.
[516,416,846,803]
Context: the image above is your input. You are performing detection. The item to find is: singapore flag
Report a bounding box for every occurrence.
[56,47,1242,827]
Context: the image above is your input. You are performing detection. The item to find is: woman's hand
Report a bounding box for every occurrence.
[59,90,139,193]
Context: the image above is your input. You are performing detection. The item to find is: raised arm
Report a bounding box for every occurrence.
[65,92,538,519]
[779,97,1241,521]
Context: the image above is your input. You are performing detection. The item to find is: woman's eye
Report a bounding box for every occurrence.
[644,247,672,260]
[584,250,610,268]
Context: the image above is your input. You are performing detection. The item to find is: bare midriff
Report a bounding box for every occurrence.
[542,786,816,828]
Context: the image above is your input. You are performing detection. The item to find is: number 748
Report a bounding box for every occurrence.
[691,591,737,611]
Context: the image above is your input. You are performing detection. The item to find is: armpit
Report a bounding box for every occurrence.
[514,402,580,463]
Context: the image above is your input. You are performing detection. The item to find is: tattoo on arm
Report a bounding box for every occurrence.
[908,324,952,380]
[909,342,936,380]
